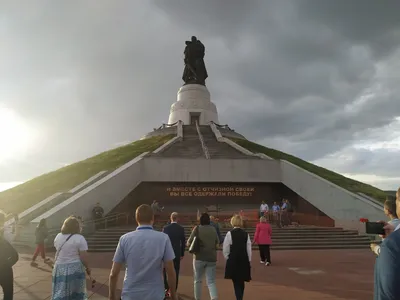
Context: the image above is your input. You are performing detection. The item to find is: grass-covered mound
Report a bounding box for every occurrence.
[0,135,174,214]
[232,138,387,202]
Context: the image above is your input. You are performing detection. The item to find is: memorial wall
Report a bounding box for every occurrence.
[109,181,331,221]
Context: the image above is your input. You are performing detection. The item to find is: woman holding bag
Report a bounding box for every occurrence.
[187,213,219,300]
[52,216,92,300]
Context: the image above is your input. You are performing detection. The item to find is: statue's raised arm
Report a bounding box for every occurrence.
[182,36,208,86]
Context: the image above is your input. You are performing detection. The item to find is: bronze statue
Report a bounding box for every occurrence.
[182,36,208,86]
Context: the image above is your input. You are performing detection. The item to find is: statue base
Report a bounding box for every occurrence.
[168,84,219,125]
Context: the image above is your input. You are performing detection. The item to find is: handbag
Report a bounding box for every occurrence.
[189,226,201,254]
[54,234,74,264]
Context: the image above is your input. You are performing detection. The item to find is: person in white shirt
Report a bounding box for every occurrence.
[371,199,400,255]
[52,216,91,300]
[259,201,269,218]
[223,215,252,300]
[383,189,400,235]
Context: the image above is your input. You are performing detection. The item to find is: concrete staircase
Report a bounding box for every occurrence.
[150,125,205,158]
[199,126,258,159]
[86,224,372,252]
[149,125,259,159]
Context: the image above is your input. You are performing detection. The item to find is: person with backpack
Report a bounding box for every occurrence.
[0,210,19,300]
[31,218,51,266]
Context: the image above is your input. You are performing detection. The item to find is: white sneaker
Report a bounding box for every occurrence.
[265,262,270,266]
[260,261,265,264]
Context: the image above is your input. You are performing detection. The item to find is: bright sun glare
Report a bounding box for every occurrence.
[0,107,37,162]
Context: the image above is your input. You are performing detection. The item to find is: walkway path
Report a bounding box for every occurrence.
[4,249,374,299]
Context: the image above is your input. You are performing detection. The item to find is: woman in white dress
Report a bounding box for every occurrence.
[52,216,92,300]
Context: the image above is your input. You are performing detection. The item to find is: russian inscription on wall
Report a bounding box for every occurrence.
[166,186,255,197]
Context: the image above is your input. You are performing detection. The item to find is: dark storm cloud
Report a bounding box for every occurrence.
[296,1,400,58]
[314,146,400,180]
[1,1,400,187]
[340,148,400,178]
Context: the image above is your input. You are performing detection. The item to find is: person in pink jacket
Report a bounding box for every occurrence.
[253,216,272,266]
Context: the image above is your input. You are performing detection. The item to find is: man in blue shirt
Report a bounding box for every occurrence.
[109,204,178,300]
[374,188,400,300]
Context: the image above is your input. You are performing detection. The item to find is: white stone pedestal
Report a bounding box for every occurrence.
[168,84,219,125]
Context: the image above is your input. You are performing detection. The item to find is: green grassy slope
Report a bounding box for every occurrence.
[232,138,387,202]
[0,135,174,214]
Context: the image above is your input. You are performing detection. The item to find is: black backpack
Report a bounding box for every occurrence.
[0,237,19,267]
[287,202,293,212]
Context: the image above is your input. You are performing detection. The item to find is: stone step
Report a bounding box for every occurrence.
[90,229,368,237]
[177,225,345,230]
[198,125,256,159]
[88,238,369,247]
[99,225,347,230]
[87,234,370,243]
[88,231,363,240]
[87,225,371,252]
[148,125,206,158]
[87,243,369,252]
[89,231,361,239]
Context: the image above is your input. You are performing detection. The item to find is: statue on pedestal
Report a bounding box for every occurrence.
[182,36,208,86]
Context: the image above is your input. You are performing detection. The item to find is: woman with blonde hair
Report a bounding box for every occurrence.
[223,215,251,300]
[253,216,272,266]
[52,216,91,300]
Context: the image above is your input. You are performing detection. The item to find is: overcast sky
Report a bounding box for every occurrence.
[1,1,400,192]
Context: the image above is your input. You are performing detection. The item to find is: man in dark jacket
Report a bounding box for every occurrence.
[0,210,19,300]
[162,212,186,295]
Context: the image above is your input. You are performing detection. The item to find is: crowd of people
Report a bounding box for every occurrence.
[0,204,274,300]
[259,198,294,227]
[1,190,400,299]
[109,205,271,300]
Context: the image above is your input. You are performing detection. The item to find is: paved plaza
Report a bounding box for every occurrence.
[3,248,375,299]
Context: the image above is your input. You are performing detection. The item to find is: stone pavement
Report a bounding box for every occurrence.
[3,249,375,299]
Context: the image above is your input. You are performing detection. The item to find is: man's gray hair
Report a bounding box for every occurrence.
[170,212,178,221]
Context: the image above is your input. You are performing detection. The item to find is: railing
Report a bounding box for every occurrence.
[153,121,179,131]
[357,193,384,207]
[211,121,233,131]
[209,121,272,159]
[13,211,131,245]
[152,120,183,154]
[195,121,210,159]
[83,211,131,230]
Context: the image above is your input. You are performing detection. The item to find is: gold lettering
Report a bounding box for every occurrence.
[167,187,254,197]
